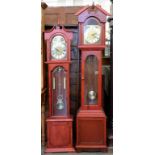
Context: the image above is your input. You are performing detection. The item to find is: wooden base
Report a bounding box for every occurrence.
[76,145,107,152]
[45,117,75,153]
[76,110,107,151]
[45,147,75,153]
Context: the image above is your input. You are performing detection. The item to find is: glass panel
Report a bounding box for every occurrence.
[84,18,101,44]
[51,35,67,60]
[105,22,111,57]
[84,55,98,105]
[52,66,67,116]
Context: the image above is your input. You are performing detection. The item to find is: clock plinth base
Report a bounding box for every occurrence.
[45,117,75,153]
[76,146,107,152]
[76,110,107,151]
[45,147,75,153]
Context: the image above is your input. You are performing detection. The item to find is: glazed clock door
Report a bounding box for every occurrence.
[84,55,98,106]
[51,66,67,116]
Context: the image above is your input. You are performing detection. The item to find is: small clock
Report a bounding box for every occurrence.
[51,35,67,60]
[84,25,101,44]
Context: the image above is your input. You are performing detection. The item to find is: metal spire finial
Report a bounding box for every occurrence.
[92,1,95,9]
[91,1,95,10]
[55,16,61,29]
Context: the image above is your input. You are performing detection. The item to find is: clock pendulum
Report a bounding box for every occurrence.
[44,25,75,153]
[75,4,111,152]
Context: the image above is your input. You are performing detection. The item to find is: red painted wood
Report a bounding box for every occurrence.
[76,110,107,144]
[45,117,75,153]
[44,26,72,62]
[44,26,74,152]
[79,18,106,46]
[75,4,111,17]
[75,5,110,151]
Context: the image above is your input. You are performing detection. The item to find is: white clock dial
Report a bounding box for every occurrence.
[84,25,101,44]
[51,35,67,60]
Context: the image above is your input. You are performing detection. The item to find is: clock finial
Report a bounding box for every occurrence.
[57,16,60,26]
[92,1,95,9]
[56,16,61,29]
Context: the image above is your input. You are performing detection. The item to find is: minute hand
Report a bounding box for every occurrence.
[92,33,99,39]
[55,47,61,52]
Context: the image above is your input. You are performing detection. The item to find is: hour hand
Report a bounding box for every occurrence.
[55,47,61,52]
[92,33,99,39]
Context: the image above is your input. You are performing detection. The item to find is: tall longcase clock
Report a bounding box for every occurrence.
[75,5,111,151]
[44,25,75,153]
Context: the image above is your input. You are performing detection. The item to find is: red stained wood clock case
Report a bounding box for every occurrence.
[75,5,111,151]
[44,25,75,152]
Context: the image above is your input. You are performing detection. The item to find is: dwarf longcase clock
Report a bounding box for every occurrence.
[75,4,111,151]
[44,25,75,153]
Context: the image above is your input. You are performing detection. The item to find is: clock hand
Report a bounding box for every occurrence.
[91,32,97,36]
[55,47,61,52]
[92,33,99,39]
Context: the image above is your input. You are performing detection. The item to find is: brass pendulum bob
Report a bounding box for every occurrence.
[56,95,64,110]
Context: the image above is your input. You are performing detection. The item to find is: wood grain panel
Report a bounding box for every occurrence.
[44,6,83,26]
[45,14,59,25]
[46,119,73,150]
[49,122,70,147]
[66,13,78,25]
[78,119,104,145]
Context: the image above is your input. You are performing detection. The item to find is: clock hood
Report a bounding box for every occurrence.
[75,4,111,23]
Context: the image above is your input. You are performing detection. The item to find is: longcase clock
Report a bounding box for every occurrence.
[44,25,75,152]
[75,4,111,151]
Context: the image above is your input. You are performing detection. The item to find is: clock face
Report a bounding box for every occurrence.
[84,25,101,44]
[51,35,67,60]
